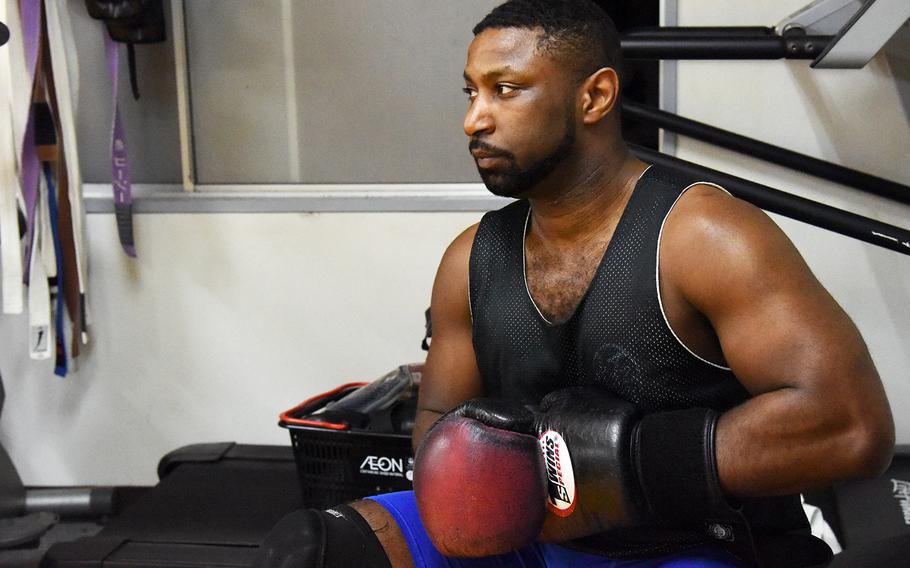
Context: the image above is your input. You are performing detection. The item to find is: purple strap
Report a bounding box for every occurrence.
[19,0,42,283]
[103,30,136,257]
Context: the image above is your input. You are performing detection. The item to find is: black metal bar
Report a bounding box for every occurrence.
[623,27,775,38]
[630,145,910,257]
[620,36,831,60]
[623,102,910,206]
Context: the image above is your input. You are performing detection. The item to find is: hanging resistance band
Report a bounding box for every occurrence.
[28,170,51,360]
[44,162,67,376]
[103,29,136,257]
[0,1,23,313]
[18,0,42,283]
[41,8,83,361]
[45,0,90,344]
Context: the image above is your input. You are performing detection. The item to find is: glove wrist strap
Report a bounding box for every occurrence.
[635,408,759,565]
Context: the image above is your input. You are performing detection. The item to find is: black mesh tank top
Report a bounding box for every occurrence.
[468,165,810,559]
[469,165,748,410]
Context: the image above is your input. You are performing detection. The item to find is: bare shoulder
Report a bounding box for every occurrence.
[659,183,818,311]
[435,223,479,288]
[441,223,480,268]
[662,184,786,254]
[431,223,480,319]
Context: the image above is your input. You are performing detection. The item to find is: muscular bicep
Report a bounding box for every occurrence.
[666,188,874,395]
[663,187,893,495]
[413,224,484,449]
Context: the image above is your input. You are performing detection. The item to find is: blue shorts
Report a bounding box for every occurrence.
[366,491,746,568]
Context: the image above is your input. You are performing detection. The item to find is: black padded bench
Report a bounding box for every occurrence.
[42,443,301,567]
[41,443,910,567]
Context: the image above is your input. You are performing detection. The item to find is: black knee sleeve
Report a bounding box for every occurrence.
[322,505,392,568]
[254,505,392,568]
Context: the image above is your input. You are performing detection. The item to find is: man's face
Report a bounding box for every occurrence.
[463,28,578,198]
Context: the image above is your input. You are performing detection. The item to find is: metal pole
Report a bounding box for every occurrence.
[623,102,910,206]
[24,487,115,517]
[630,145,910,257]
[620,36,831,60]
[623,27,776,38]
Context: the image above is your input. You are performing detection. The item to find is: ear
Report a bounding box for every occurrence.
[579,67,619,125]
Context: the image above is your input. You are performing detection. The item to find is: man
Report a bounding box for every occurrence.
[256,1,894,566]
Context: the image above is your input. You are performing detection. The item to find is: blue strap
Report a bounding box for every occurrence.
[43,162,67,377]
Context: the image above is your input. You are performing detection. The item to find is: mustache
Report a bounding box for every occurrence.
[468,138,514,160]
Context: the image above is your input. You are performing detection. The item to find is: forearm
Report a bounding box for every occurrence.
[716,386,894,498]
[412,408,444,452]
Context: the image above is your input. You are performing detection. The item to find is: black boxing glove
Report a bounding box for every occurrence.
[416,387,751,555]
[448,387,647,543]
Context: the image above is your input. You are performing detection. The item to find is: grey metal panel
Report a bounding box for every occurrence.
[186,0,498,185]
[69,1,182,183]
[813,0,910,68]
[885,24,910,130]
[184,1,291,185]
[776,0,864,36]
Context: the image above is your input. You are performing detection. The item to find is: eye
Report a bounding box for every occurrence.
[462,87,477,100]
[496,84,518,96]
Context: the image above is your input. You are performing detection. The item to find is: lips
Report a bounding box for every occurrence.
[471,150,507,168]
[476,156,505,168]
[469,138,512,170]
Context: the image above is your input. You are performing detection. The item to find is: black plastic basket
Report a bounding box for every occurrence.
[283,426,413,508]
[279,374,418,509]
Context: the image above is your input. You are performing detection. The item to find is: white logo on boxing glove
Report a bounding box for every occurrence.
[539,430,576,516]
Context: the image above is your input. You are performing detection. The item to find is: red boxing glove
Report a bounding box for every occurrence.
[412,405,547,557]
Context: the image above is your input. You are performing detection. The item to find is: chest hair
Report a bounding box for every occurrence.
[525,234,612,324]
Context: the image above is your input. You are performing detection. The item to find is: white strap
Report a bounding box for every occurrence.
[0,1,23,313]
[45,1,88,310]
[0,133,21,313]
[5,0,31,165]
[28,180,51,360]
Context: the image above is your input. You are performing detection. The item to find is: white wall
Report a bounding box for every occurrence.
[2,0,908,487]
[0,212,481,485]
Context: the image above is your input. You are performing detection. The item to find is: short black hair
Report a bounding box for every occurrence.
[473,0,623,84]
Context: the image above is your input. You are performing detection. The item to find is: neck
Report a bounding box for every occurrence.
[526,143,648,246]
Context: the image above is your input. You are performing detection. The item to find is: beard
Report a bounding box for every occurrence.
[470,116,576,198]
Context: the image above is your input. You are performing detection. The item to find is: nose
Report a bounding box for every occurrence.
[463,97,494,137]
